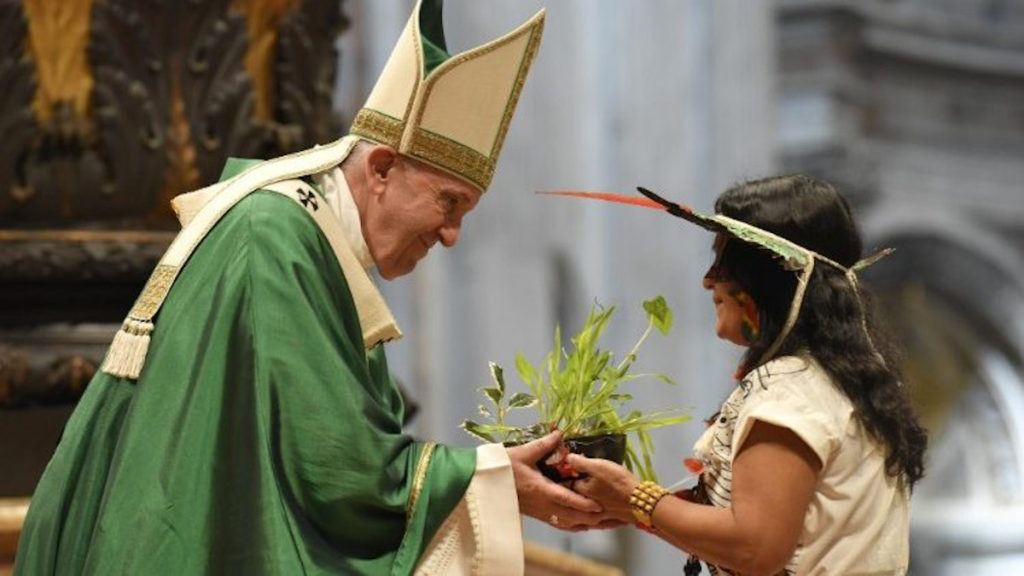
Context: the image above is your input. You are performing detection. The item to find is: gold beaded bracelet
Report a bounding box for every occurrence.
[629,480,670,528]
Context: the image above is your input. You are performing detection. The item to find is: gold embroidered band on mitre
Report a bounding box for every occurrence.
[352,108,495,192]
[350,109,403,150]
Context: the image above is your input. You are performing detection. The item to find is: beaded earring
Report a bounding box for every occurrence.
[730,287,760,343]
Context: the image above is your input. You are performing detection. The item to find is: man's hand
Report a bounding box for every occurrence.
[506,431,606,530]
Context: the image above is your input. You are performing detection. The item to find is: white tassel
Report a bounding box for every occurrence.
[102,319,154,380]
[102,328,127,376]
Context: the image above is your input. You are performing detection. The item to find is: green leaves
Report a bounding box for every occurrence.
[463,362,538,442]
[507,392,538,409]
[461,420,496,443]
[489,361,506,395]
[515,353,546,421]
[462,295,690,482]
[482,387,503,408]
[643,295,673,336]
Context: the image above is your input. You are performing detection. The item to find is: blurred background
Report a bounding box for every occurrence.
[2,0,1023,574]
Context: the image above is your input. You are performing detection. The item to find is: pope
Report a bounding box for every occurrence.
[14,2,605,575]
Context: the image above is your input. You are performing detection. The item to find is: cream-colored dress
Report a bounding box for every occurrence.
[694,355,910,576]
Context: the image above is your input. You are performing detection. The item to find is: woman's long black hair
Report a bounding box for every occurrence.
[715,174,927,488]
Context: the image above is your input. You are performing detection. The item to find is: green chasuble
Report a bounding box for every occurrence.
[16,160,477,575]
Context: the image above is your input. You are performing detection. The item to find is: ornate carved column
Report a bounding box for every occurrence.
[0,0,348,496]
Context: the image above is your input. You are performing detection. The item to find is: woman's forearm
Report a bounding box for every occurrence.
[649,496,793,575]
[646,423,821,574]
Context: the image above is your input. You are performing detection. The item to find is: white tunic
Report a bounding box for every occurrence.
[694,355,910,575]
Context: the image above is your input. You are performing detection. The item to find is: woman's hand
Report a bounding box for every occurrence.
[565,454,639,524]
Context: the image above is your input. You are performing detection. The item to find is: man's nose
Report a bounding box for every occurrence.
[439,223,460,247]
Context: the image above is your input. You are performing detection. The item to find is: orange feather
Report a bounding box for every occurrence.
[537,190,667,211]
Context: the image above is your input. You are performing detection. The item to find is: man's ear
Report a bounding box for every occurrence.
[364,145,399,196]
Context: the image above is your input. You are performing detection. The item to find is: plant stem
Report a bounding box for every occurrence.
[616,319,654,375]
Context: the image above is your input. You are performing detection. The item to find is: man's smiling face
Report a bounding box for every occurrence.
[362,151,482,280]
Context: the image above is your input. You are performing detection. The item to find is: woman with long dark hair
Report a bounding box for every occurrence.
[556,175,927,575]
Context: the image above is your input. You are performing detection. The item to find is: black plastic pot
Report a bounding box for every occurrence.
[537,433,627,482]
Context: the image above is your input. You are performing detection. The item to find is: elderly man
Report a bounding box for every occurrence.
[15,2,602,575]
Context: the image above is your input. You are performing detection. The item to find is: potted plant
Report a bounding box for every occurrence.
[461,296,690,481]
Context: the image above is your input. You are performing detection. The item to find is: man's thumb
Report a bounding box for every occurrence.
[520,430,563,459]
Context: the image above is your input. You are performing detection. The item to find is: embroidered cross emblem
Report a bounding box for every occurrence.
[298,188,318,211]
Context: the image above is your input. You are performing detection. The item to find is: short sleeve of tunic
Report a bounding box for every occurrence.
[730,356,853,469]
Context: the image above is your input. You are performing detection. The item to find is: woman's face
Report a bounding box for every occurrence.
[702,235,759,346]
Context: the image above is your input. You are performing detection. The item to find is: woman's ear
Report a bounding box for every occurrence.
[364,145,398,195]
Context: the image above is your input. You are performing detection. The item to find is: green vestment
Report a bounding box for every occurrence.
[15,160,476,575]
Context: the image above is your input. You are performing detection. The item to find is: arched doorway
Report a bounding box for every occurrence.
[866,233,1024,574]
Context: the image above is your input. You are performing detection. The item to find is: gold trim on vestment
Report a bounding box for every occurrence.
[104,136,373,381]
[407,442,437,523]
[130,264,178,320]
